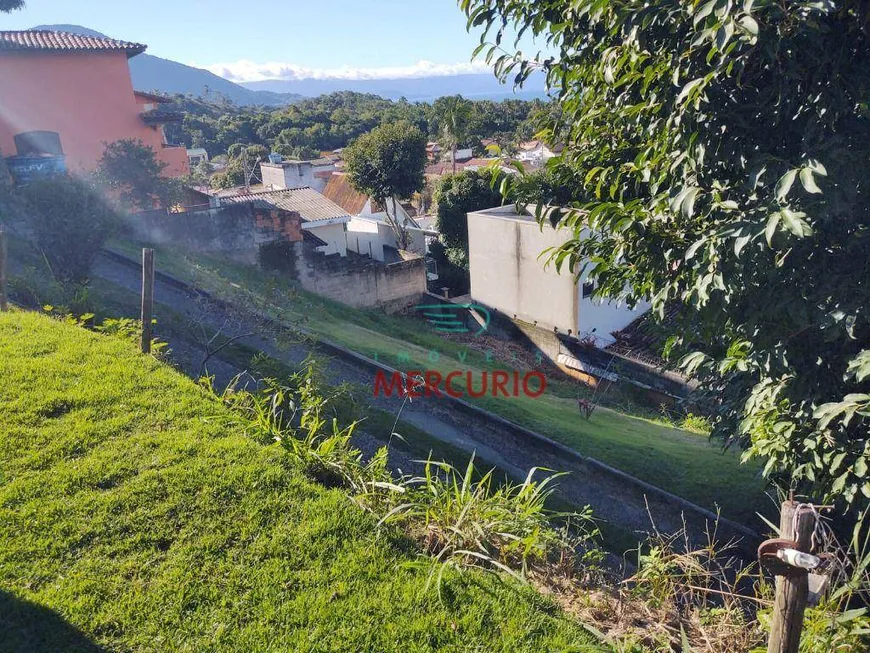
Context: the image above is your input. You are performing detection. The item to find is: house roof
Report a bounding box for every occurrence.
[0,30,147,57]
[219,187,351,223]
[140,109,183,124]
[321,173,369,215]
[134,90,172,104]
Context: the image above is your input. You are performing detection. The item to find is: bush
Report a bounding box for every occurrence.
[21,175,119,284]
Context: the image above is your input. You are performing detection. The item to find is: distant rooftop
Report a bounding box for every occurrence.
[322,173,369,215]
[134,91,172,104]
[218,187,351,223]
[0,30,146,57]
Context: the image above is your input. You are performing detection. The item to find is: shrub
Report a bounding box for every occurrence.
[21,175,119,284]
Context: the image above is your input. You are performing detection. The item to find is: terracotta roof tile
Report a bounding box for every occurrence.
[321,173,369,215]
[0,30,146,57]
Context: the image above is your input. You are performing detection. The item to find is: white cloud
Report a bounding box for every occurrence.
[192,59,493,83]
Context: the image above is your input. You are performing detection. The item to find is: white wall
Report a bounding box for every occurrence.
[346,215,429,260]
[468,206,578,334]
[577,276,650,346]
[468,206,649,345]
[261,161,316,190]
[347,216,388,261]
[305,222,347,257]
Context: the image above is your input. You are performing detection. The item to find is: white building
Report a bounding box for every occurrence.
[322,172,435,260]
[515,140,564,167]
[467,205,648,347]
[187,148,209,166]
[260,156,337,194]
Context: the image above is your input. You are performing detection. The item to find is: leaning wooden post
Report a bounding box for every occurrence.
[140,248,155,354]
[767,501,815,653]
[0,227,7,312]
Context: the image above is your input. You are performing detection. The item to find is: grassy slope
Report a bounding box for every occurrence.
[0,311,606,652]
[108,240,767,526]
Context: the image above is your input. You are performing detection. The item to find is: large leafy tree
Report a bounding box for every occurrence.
[0,0,24,12]
[435,169,504,269]
[96,139,181,211]
[462,0,870,509]
[344,121,426,250]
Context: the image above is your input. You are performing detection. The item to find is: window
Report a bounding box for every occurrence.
[582,281,596,298]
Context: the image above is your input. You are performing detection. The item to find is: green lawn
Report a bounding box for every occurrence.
[107,240,767,526]
[0,310,606,652]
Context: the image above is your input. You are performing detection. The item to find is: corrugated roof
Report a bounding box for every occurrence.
[220,187,351,223]
[0,30,147,57]
[321,173,369,216]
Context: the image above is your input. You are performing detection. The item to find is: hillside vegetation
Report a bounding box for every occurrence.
[0,310,605,652]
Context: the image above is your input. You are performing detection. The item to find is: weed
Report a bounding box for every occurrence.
[375,455,601,589]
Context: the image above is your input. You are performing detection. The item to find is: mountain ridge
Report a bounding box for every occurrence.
[32,24,548,104]
[32,24,302,107]
[241,72,548,102]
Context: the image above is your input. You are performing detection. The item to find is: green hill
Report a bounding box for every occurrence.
[0,310,604,652]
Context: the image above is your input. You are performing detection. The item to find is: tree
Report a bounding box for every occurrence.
[344,121,426,250]
[433,95,473,173]
[22,175,119,284]
[435,169,504,269]
[0,0,24,11]
[212,144,269,190]
[464,1,870,510]
[96,139,181,211]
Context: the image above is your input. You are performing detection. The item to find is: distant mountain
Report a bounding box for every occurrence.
[32,25,302,107]
[32,24,547,104]
[242,72,549,102]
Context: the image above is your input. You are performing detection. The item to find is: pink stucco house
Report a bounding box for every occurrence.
[0,30,188,177]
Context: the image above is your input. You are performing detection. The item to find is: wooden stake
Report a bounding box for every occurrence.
[140,248,155,354]
[767,501,815,653]
[0,227,7,312]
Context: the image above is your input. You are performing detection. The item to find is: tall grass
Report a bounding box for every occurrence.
[375,455,601,589]
[202,357,602,588]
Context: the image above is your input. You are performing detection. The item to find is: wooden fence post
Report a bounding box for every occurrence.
[767,500,815,653]
[0,227,7,312]
[140,248,154,354]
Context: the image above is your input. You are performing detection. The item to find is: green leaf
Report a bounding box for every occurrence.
[676,78,705,105]
[734,232,752,256]
[680,351,708,375]
[775,169,798,202]
[739,14,759,37]
[765,212,781,246]
[780,208,811,237]
[799,167,822,194]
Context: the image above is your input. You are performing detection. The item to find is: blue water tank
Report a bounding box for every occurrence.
[268,152,283,164]
[5,154,67,186]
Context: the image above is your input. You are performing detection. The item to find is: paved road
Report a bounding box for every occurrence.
[94,254,753,551]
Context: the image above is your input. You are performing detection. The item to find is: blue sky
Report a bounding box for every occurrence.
[1,1,538,81]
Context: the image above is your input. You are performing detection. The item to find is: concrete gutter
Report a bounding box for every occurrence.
[102,248,760,542]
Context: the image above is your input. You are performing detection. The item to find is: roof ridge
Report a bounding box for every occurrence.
[0,29,147,56]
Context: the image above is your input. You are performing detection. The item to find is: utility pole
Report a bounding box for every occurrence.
[140,248,155,354]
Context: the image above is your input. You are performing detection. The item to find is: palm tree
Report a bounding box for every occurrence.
[434,96,473,174]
